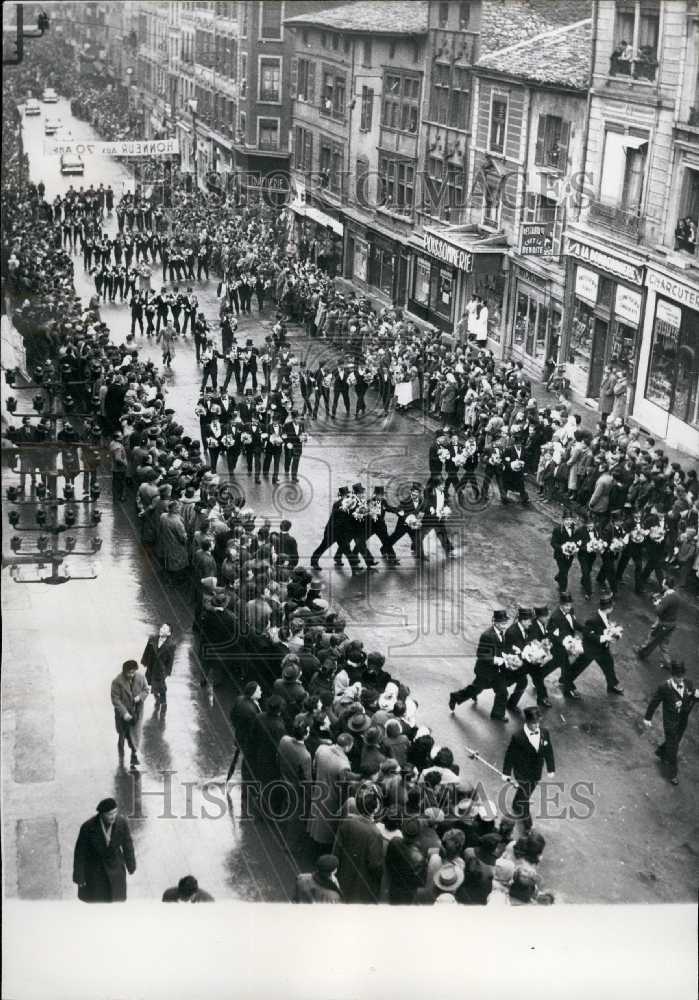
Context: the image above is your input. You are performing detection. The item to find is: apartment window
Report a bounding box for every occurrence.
[321,68,346,119]
[240,53,247,97]
[260,1,282,40]
[239,110,246,139]
[331,33,340,51]
[674,168,699,257]
[258,117,280,150]
[459,2,470,29]
[241,4,248,37]
[295,58,315,102]
[294,126,313,172]
[438,2,449,28]
[356,154,370,204]
[379,156,415,214]
[360,86,374,131]
[215,36,237,79]
[259,56,281,102]
[610,0,659,82]
[362,39,372,66]
[430,64,450,124]
[382,73,420,133]
[488,94,508,154]
[534,114,570,170]
[320,140,343,195]
[445,165,466,220]
[599,129,648,212]
[524,192,558,223]
[448,67,469,128]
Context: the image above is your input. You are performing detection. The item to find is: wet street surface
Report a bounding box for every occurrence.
[2,99,698,904]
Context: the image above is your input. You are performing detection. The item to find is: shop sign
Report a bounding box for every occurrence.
[655,299,682,344]
[647,271,699,311]
[614,286,642,326]
[566,238,643,285]
[575,266,599,304]
[424,232,473,272]
[520,222,555,257]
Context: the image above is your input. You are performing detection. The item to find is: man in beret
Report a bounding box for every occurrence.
[72,798,136,902]
[294,855,342,903]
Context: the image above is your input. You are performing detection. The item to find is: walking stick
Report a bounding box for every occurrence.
[463,744,514,784]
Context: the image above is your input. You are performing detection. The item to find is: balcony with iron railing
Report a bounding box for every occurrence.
[588,200,645,242]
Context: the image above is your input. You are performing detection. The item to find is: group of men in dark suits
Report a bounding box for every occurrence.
[296,358,372,422]
[449,592,625,722]
[310,479,456,573]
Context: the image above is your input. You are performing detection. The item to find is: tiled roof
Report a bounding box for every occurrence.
[284,1,428,35]
[479,0,591,55]
[477,18,592,89]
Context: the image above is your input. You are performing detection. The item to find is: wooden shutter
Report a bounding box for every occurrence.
[290,58,298,99]
[308,62,316,106]
[535,114,546,167]
[558,121,571,170]
[305,132,313,173]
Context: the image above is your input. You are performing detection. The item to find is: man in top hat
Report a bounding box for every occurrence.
[367,485,400,566]
[449,609,511,721]
[546,592,583,698]
[386,482,427,561]
[643,660,697,784]
[310,486,356,569]
[550,510,578,594]
[422,475,456,560]
[330,359,352,419]
[282,410,305,483]
[502,706,555,829]
[526,605,552,707]
[348,482,379,570]
[504,607,536,712]
[567,593,624,697]
[501,433,530,506]
[241,338,258,392]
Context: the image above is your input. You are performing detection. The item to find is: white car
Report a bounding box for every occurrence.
[25,99,41,116]
[44,117,62,135]
[60,152,84,176]
[42,87,59,103]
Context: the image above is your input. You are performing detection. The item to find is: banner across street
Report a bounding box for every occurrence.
[43,138,179,157]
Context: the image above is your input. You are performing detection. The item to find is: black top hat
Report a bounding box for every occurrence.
[517,607,534,620]
[373,486,385,495]
[559,592,573,604]
[533,605,549,617]
[410,482,422,492]
[599,594,614,610]
[338,486,350,497]
[352,483,365,494]
[492,609,509,624]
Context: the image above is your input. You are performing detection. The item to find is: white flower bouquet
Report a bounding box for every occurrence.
[510,459,525,472]
[347,372,357,386]
[502,651,523,671]
[438,447,451,464]
[368,500,383,521]
[241,432,252,445]
[609,536,626,554]
[269,434,283,446]
[341,496,356,513]
[561,541,579,558]
[352,501,369,521]
[648,525,665,543]
[405,513,423,529]
[522,639,552,666]
[601,623,624,644]
[323,374,333,388]
[586,537,607,554]
[286,442,294,450]
[436,506,451,520]
[562,635,584,658]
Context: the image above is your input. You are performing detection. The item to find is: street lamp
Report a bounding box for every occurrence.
[188,98,198,193]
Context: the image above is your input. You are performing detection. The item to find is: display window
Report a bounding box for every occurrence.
[646,298,699,429]
[472,273,504,344]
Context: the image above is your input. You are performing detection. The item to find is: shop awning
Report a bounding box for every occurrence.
[621,135,648,150]
[290,200,343,236]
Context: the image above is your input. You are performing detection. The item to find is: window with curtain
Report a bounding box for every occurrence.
[599,131,648,210]
[413,256,431,306]
[610,0,659,81]
[259,58,281,102]
[534,115,570,170]
[258,118,279,150]
[488,94,508,154]
[382,73,421,133]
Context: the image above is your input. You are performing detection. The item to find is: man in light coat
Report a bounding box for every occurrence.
[332,785,384,903]
[308,733,355,849]
[110,659,150,767]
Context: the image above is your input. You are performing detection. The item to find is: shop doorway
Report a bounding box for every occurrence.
[589,317,609,398]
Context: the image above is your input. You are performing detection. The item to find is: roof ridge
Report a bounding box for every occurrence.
[479,16,592,62]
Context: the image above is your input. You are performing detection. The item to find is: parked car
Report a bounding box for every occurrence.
[42,87,59,103]
[60,152,84,176]
[44,117,62,136]
[25,99,41,116]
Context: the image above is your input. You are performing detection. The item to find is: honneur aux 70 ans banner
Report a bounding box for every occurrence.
[43,138,180,157]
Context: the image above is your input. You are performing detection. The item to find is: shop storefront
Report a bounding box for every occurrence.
[563,236,645,400]
[634,268,699,458]
[289,187,344,277]
[510,264,563,377]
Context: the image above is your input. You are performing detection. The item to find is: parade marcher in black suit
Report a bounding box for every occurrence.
[282,411,305,482]
[310,485,355,569]
[504,607,535,711]
[331,361,351,418]
[347,483,379,570]
[569,593,625,697]
[503,706,555,829]
[616,508,646,593]
[501,435,530,506]
[241,339,258,392]
[243,417,265,483]
[313,363,332,418]
[140,624,176,708]
[449,609,510,721]
[643,661,697,784]
[550,510,578,594]
[72,798,136,903]
[263,417,285,483]
[129,289,144,337]
[386,483,426,560]
[421,477,455,560]
[367,485,400,565]
[575,516,601,601]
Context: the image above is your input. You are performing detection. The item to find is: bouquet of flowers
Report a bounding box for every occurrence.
[436,505,451,520]
[562,635,584,658]
[347,372,357,386]
[510,459,525,472]
[648,525,665,543]
[630,528,647,544]
[601,623,624,645]
[501,651,523,672]
[286,442,294,450]
[521,639,553,666]
[405,513,423,529]
[609,536,626,554]
[561,541,579,558]
[352,500,369,521]
[488,449,502,467]
[241,432,252,445]
[586,537,607,554]
[438,447,451,464]
[269,434,283,446]
[368,500,383,521]
[341,496,357,513]
[323,374,333,389]
[195,404,207,418]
